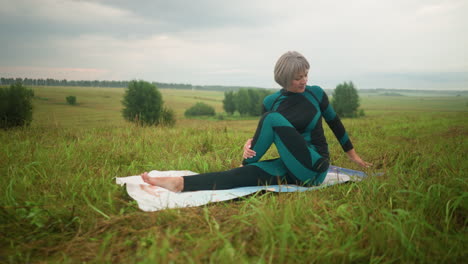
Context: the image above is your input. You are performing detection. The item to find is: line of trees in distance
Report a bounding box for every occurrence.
[0,77,269,92]
[3,77,466,95]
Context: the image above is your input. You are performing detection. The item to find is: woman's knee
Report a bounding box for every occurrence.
[262,112,291,127]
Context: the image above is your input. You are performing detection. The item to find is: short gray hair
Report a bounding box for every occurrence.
[274,51,310,89]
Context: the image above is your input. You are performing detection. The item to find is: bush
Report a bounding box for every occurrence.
[185,102,215,117]
[0,82,34,129]
[358,109,365,117]
[121,80,175,126]
[66,96,77,105]
[331,81,361,118]
[160,107,176,127]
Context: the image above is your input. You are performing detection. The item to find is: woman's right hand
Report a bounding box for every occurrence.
[346,148,372,168]
[243,138,256,159]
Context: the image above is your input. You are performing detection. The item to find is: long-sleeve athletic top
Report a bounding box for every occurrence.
[262,85,354,159]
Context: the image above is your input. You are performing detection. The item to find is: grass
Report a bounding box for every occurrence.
[0,86,467,263]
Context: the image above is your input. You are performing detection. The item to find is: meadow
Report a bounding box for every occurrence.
[0,85,467,263]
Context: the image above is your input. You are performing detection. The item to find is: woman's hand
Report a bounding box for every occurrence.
[346,149,372,168]
[243,138,256,159]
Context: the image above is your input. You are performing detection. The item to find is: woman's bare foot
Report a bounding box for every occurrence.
[141,172,157,185]
[140,172,184,192]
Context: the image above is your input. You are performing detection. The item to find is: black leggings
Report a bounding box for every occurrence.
[183,159,299,192]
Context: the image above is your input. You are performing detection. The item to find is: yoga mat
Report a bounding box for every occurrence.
[116,165,367,212]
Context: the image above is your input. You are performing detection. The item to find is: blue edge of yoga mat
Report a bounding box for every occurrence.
[328,165,368,178]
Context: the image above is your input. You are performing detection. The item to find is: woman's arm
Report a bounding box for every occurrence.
[314,88,371,168]
[317,87,354,152]
[346,148,372,168]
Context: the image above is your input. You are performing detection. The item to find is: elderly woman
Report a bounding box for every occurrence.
[141,51,371,192]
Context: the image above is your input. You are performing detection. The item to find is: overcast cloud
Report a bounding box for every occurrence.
[1,0,467,90]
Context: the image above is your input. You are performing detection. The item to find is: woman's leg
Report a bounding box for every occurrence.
[142,159,295,192]
[141,112,329,191]
[182,159,296,191]
[243,112,329,185]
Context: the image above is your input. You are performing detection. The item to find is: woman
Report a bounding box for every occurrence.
[141,51,371,192]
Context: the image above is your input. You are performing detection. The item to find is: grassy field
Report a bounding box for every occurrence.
[1,86,467,263]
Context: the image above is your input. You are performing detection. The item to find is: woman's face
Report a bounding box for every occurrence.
[288,70,308,93]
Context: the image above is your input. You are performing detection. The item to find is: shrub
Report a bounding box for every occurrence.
[185,102,215,117]
[66,96,77,105]
[160,107,176,127]
[358,109,365,117]
[331,81,361,118]
[121,80,175,126]
[0,82,34,129]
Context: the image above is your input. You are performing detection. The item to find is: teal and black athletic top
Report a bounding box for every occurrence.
[261,85,353,158]
[182,85,353,191]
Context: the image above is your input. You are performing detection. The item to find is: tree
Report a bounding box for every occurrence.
[235,89,251,116]
[122,80,174,126]
[0,82,34,129]
[331,81,360,118]
[222,91,236,115]
[248,88,271,116]
[66,96,77,105]
[184,102,216,117]
[222,88,272,116]
[247,89,260,116]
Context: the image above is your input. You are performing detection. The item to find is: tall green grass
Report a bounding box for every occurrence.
[0,86,466,263]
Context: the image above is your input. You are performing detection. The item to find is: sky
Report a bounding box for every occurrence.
[1,0,467,90]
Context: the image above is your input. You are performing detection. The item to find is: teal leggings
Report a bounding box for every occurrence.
[243,112,329,186]
[182,112,329,191]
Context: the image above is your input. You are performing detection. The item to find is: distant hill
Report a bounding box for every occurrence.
[359,88,467,94]
[379,92,405,96]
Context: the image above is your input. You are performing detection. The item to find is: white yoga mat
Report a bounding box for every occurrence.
[116,165,368,212]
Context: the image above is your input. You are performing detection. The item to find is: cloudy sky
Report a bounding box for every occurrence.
[1,0,467,90]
